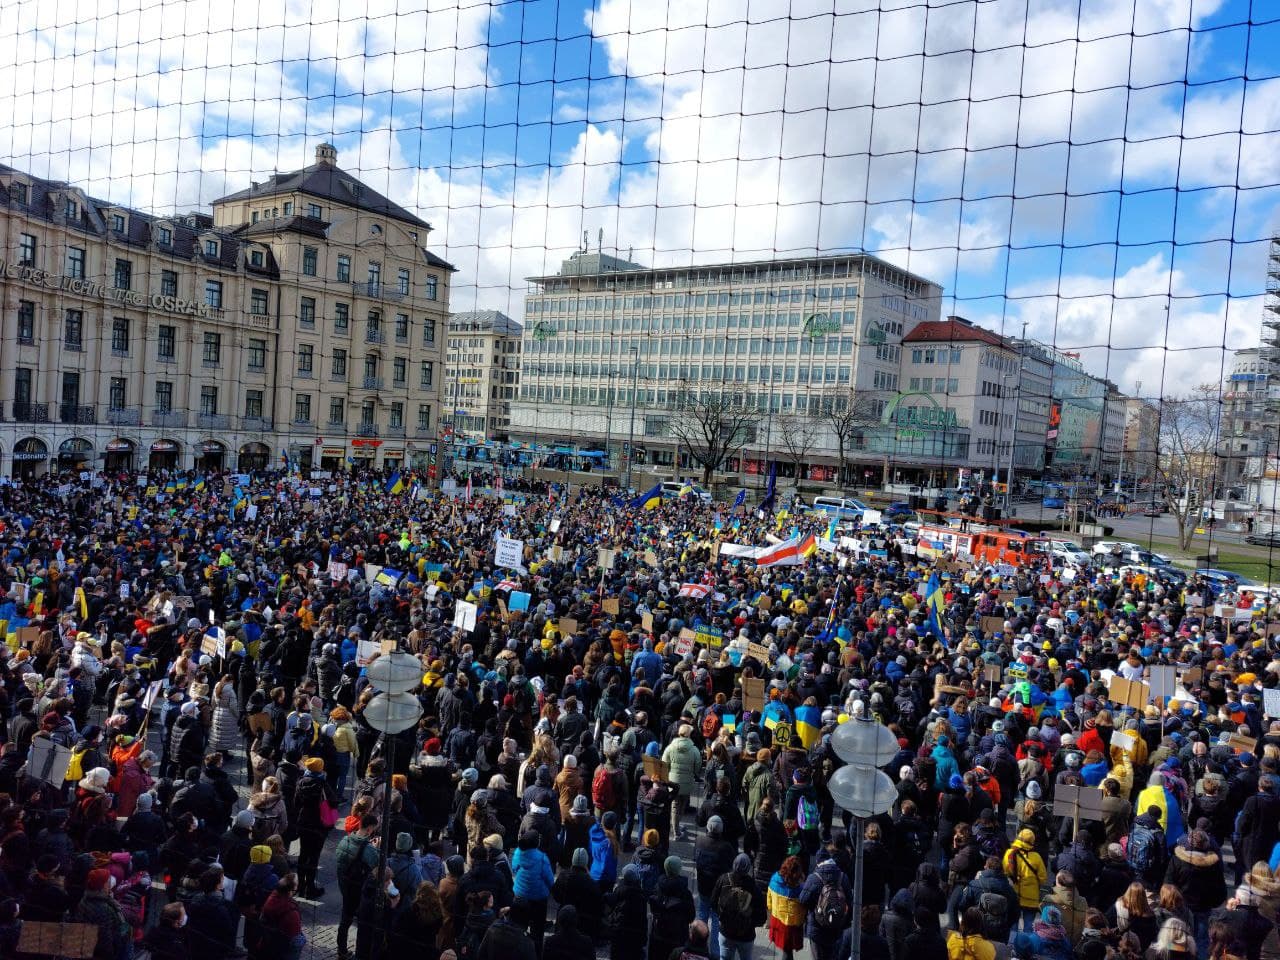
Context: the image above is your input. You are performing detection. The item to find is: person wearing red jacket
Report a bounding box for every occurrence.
[257,873,306,960]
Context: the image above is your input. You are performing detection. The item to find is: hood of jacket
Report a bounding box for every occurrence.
[1173,846,1220,869]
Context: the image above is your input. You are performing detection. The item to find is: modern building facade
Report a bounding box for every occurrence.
[1122,396,1160,486]
[445,310,522,440]
[0,144,451,476]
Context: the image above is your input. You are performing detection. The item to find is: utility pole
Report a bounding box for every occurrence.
[625,347,639,490]
[1005,319,1027,510]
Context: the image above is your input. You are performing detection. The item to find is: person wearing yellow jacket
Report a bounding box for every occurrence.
[1003,828,1048,931]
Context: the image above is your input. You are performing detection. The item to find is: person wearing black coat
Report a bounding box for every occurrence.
[552,849,606,940]
[648,862,695,960]
[901,906,948,960]
[544,904,595,960]
[744,804,787,889]
[456,846,514,915]
[605,865,650,960]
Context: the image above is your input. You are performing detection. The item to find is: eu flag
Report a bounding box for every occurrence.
[761,462,777,513]
[733,489,746,509]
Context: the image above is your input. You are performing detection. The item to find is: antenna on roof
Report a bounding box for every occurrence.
[598,227,603,255]
[582,230,588,253]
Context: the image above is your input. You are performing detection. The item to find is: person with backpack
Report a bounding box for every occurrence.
[1125,807,1168,888]
[604,863,650,960]
[248,777,289,843]
[957,856,1018,944]
[593,750,628,823]
[945,905,997,960]
[783,768,822,856]
[693,815,736,958]
[1002,827,1048,931]
[797,854,850,960]
[711,853,766,960]
[649,856,696,960]
[257,873,306,960]
[334,813,379,960]
[238,845,279,956]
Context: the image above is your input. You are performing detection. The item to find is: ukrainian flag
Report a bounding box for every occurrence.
[924,571,945,637]
[193,476,206,493]
[630,482,662,511]
[826,517,837,541]
[163,481,176,494]
[721,714,738,733]
[385,472,404,495]
[374,568,403,587]
[794,704,822,749]
[678,483,693,498]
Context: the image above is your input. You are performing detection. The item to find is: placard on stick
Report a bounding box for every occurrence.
[983,663,1003,684]
[1228,733,1258,754]
[642,754,669,782]
[1147,665,1177,704]
[558,617,579,637]
[602,597,620,616]
[980,616,1004,636]
[771,722,793,748]
[742,677,766,714]
[1053,784,1104,841]
[1264,688,1280,720]
[747,641,772,664]
[1107,675,1151,710]
[641,612,654,633]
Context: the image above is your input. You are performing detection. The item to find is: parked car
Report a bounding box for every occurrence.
[1043,497,1065,509]
[883,501,914,519]
[1047,539,1092,566]
[1140,502,1165,517]
[1245,531,1280,546]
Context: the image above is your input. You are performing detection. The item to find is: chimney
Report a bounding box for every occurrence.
[315,143,338,166]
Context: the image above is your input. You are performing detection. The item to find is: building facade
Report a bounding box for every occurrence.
[1122,397,1160,486]
[445,310,522,440]
[0,144,451,476]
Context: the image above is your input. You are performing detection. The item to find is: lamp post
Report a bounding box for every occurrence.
[625,347,639,491]
[828,717,899,960]
[362,651,423,937]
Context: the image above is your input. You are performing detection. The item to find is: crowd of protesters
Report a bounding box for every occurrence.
[0,468,1276,960]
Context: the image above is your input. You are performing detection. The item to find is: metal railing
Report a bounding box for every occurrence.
[241,416,274,432]
[11,401,49,423]
[59,404,96,424]
[197,413,231,429]
[151,411,188,428]
[356,422,379,437]
[352,281,405,301]
[106,408,142,426]
[362,376,384,390]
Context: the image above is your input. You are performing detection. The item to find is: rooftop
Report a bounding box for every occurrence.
[902,317,1009,348]
[449,310,523,335]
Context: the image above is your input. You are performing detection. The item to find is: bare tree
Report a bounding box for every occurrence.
[774,414,821,482]
[820,390,882,486]
[1156,384,1223,551]
[667,383,759,486]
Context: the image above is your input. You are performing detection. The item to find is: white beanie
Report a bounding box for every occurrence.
[563,754,577,769]
[180,701,199,717]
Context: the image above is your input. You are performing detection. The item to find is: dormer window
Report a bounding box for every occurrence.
[308,203,322,218]
[283,202,293,216]
[156,226,172,245]
[249,250,264,267]
[111,213,125,232]
[204,239,218,257]
[64,198,78,219]
[251,211,259,224]
[10,182,27,205]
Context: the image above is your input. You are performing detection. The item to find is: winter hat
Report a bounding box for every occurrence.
[899,765,913,781]
[488,774,507,790]
[1064,753,1081,769]
[483,833,504,852]
[136,793,154,812]
[181,701,199,717]
[461,768,479,785]
[396,832,414,853]
[572,847,589,869]
[250,846,272,865]
[602,811,618,830]
[1025,781,1042,800]
[572,795,590,816]
[1018,828,1037,845]
[707,815,724,837]
[563,754,578,769]
[304,757,325,773]
[322,723,336,738]
[948,774,964,790]
[86,869,111,892]
[445,855,465,877]
[233,810,255,830]
[664,856,683,878]
[733,853,752,875]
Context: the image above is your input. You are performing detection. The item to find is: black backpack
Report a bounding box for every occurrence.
[650,893,690,944]
[977,890,1008,940]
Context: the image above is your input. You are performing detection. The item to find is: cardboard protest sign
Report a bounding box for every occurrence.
[495,536,524,570]
[558,617,579,637]
[1110,730,1137,754]
[597,548,616,570]
[643,755,669,782]
[641,612,654,633]
[771,722,793,747]
[200,633,220,657]
[695,624,723,649]
[602,597,620,616]
[549,517,562,534]
[1147,665,1177,704]
[1265,688,1280,720]
[757,594,772,612]
[980,616,1005,636]
[509,591,531,612]
[1228,733,1258,754]
[356,640,381,667]
[17,625,39,648]
[142,680,164,712]
[1107,675,1151,710]
[17,921,97,959]
[742,677,766,713]
[27,738,72,785]
[672,632,694,657]
[997,590,1016,603]
[643,550,659,567]
[747,642,772,664]
[454,601,478,633]
[982,663,1003,683]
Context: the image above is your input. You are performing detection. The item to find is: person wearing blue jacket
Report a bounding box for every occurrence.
[512,830,556,956]
[589,812,619,891]
[932,735,960,791]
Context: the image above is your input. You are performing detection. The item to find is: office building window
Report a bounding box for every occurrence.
[161,269,178,297]
[204,239,218,257]
[199,386,218,416]
[108,377,127,410]
[283,201,293,216]
[336,255,350,282]
[332,349,347,377]
[113,258,132,290]
[16,301,34,342]
[205,279,223,308]
[158,325,175,360]
[307,203,322,218]
[417,404,431,430]
[203,332,221,364]
[302,246,317,276]
[425,275,438,300]
[393,357,406,384]
[64,310,82,349]
[157,226,172,245]
[66,246,85,278]
[111,317,130,354]
[389,402,403,428]
[250,288,269,314]
[245,389,263,418]
[298,344,313,375]
[329,397,344,424]
[155,381,173,413]
[299,296,316,328]
[420,360,434,388]
[247,338,266,371]
[294,394,311,423]
[17,233,35,266]
[423,316,436,345]
[334,302,349,331]
[397,268,410,295]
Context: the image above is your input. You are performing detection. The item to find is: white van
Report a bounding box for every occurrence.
[661,481,712,502]
[812,496,868,519]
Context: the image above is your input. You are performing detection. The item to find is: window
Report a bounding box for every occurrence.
[329,398,344,424]
[307,203,322,218]
[204,239,218,257]
[113,258,132,290]
[302,246,317,276]
[300,297,316,328]
[397,268,410,295]
[395,313,409,340]
[251,211,258,224]
[420,360,434,388]
[297,344,313,375]
[66,246,85,278]
[155,381,173,413]
[247,338,266,370]
[17,233,35,266]
[389,401,403,428]
[64,310,82,349]
[10,182,27,204]
[158,324,176,360]
[423,316,436,345]
[294,394,311,423]
[249,250,264,267]
[62,372,80,409]
[368,261,381,290]
[14,367,32,404]
[364,354,378,379]
[64,198,77,219]
[250,288,269,314]
[283,201,293,216]
[332,349,347,377]
[205,279,223,308]
[161,269,178,297]
[203,332,222,364]
[109,377,127,410]
[16,301,34,342]
[245,389,264,418]
[367,310,381,334]
[111,317,130,354]
[371,224,382,235]
[425,275,438,300]
[157,226,172,245]
[336,255,350,282]
[334,302,349,331]
[199,386,218,416]
[111,213,125,232]
[417,404,431,430]
[393,356,407,385]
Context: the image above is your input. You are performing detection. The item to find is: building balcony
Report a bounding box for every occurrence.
[106,407,142,426]
[59,404,96,425]
[197,413,231,430]
[247,313,272,330]
[241,416,274,432]
[11,401,50,423]
[384,425,406,438]
[151,410,188,428]
[356,422,379,437]
[362,376,384,391]
[353,281,404,302]
[365,329,386,345]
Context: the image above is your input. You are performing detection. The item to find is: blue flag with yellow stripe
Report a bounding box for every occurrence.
[794,704,822,749]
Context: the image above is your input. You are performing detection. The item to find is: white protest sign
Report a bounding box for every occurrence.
[495,536,525,571]
[1265,688,1280,719]
[549,517,562,533]
[364,563,383,584]
[453,600,478,632]
[356,639,381,667]
[329,561,349,583]
[246,504,258,521]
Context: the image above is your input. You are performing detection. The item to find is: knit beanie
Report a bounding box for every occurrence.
[250,845,272,865]
[664,856,683,878]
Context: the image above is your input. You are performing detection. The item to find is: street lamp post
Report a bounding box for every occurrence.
[625,347,639,491]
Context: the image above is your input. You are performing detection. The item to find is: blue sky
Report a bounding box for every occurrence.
[2,0,1278,397]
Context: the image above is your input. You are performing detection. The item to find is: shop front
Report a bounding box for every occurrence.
[104,438,136,472]
[238,441,270,473]
[58,437,94,472]
[195,440,226,472]
[148,439,181,472]
[382,447,404,472]
[319,445,347,472]
[12,437,49,478]
[350,437,380,471]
